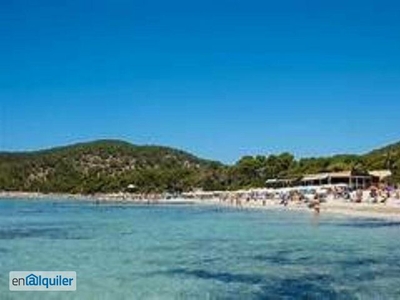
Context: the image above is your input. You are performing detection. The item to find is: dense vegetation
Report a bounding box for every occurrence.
[0,140,224,194]
[0,140,399,194]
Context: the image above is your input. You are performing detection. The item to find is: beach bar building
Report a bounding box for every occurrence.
[301,171,373,189]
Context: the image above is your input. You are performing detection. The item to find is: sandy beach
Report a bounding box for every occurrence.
[213,196,400,220]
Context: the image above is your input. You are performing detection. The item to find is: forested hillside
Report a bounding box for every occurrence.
[0,140,398,194]
[0,140,224,193]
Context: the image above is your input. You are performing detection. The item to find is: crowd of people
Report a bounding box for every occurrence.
[215,184,400,214]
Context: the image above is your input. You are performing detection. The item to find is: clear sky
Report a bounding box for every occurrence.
[1,0,399,163]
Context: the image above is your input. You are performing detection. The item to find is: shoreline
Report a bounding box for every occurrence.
[2,191,400,220]
[215,197,400,220]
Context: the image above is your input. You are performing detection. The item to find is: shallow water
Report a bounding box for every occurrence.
[0,198,400,299]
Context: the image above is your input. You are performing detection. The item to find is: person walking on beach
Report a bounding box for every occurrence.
[313,193,320,214]
[356,189,363,203]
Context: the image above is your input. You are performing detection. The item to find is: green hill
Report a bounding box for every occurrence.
[0,140,224,194]
[0,139,399,194]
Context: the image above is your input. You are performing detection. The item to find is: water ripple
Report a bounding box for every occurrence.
[0,227,89,240]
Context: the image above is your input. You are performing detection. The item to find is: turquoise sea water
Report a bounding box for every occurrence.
[1,199,400,299]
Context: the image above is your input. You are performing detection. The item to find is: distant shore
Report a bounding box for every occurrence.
[2,191,400,220]
[0,191,201,205]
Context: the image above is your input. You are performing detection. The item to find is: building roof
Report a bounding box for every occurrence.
[369,170,392,179]
[302,171,371,182]
[328,171,352,178]
[301,173,329,181]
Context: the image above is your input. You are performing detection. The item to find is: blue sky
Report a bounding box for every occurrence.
[1,0,400,163]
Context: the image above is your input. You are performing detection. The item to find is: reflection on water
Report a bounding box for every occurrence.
[0,198,400,299]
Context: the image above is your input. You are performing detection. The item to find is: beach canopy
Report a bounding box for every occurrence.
[369,170,392,180]
[301,174,329,182]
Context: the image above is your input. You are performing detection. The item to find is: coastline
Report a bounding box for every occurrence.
[2,191,400,220]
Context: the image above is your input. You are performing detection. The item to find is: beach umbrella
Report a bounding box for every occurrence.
[127,184,137,192]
